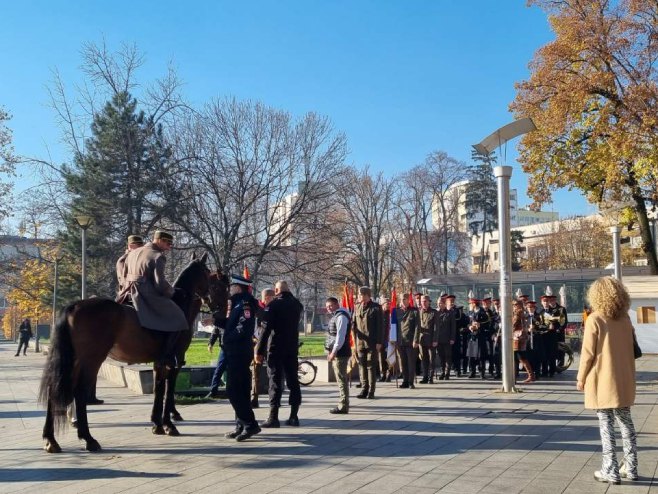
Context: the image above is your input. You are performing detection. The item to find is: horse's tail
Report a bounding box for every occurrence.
[38,303,76,429]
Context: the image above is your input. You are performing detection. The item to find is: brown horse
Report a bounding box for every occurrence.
[39,253,229,453]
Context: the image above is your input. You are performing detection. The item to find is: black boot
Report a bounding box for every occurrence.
[261,407,280,428]
[286,404,300,426]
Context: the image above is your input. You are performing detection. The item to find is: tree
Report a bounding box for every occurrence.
[0,106,18,225]
[168,98,347,279]
[511,230,525,272]
[466,151,498,273]
[512,0,658,274]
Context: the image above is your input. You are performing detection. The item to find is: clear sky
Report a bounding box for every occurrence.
[1,0,595,216]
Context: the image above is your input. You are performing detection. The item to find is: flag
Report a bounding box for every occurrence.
[243,264,252,293]
[341,281,349,310]
[348,285,355,312]
[408,289,414,308]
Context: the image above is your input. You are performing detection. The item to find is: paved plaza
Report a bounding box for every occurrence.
[1,339,657,494]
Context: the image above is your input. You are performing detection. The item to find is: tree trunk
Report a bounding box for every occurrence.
[632,193,658,274]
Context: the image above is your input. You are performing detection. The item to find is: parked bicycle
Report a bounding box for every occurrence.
[297,342,317,386]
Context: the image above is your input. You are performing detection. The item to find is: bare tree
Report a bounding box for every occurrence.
[167,98,347,276]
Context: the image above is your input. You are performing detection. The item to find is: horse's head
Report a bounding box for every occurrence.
[207,268,230,323]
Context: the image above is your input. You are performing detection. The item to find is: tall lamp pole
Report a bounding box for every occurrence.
[473,117,536,394]
[74,215,93,299]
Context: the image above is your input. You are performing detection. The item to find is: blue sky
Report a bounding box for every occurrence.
[1,1,594,215]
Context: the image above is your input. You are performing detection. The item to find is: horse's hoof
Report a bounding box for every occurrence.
[171,412,184,422]
[152,425,165,435]
[44,441,62,453]
[85,439,102,452]
[165,425,181,436]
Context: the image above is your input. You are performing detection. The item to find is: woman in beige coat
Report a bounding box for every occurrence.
[577,276,638,484]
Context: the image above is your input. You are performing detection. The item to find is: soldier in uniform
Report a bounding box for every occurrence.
[120,230,187,369]
[446,295,464,377]
[490,298,502,379]
[415,295,438,384]
[256,281,304,427]
[115,234,144,296]
[352,286,384,399]
[378,298,391,382]
[397,297,419,388]
[435,295,456,380]
[548,294,568,368]
[481,297,496,377]
[223,274,261,441]
[540,293,558,377]
[466,296,490,379]
[525,300,545,380]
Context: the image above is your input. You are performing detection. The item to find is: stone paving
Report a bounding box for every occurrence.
[1,338,657,494]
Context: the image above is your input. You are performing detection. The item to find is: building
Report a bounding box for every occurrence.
[515,207,559,226]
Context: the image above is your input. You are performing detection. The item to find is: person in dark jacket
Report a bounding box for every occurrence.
[256,280,304,428]
[435,295,456,380]
[352,286,384,399]
[222,274,261,441]
[325,297,352,414]
[15,318,32,356]
[415,295,438,384]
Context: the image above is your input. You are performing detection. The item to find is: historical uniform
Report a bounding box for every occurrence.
[397,304,419,388]
[481,298,496,376]
[223,275,261,441]
[115,234,144,295]
[120,231,187,367]
[466,300,490,379]
[416,304,438,383]
[435,302,456,380]
[527,301,547,378]
[455,305,471,375]
[489,301,502,379]
[549,296,569,367]
[352,298,384,398]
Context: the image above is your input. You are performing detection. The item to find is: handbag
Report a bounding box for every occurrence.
[633,332,642,359]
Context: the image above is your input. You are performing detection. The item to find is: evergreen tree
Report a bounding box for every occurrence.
[465,151,498,273]
[60,91,174,297]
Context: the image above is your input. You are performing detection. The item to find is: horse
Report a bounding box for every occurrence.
[38,252,229,453]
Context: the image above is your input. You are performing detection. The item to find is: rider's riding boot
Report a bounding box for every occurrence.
[260,407,280,428]
[161,332,180,369]
[286,404,300,426]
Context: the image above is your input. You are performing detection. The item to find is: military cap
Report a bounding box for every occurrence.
[127,235,144,245]
[540,294,550,301]
[230,274,253,287]
[492,298,500,303]
[527,300,537,306]
[154,230,173,241]
[446,294,456,300]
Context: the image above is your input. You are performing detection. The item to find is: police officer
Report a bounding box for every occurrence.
[223,274,261,441]
[256,280,304,428]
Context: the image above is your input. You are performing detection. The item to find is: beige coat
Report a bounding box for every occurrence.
[577,312,636,409]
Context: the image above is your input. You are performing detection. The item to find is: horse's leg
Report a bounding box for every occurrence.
[42,399,62,453]
[163,367,180,436]
[169,366,184,422]
[74,376,101,452]
[151,363,166,435]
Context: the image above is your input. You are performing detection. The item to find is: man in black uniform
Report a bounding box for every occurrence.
[256,280,304,428]
[221,274,261,441]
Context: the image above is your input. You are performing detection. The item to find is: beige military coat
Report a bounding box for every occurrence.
[121,242,188,332]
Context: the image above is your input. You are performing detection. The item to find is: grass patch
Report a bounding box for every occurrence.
[174,395,215,405]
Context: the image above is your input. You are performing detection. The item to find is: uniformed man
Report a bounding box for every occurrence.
[115,234,144,297]
[548,294,568,368]
[435,295,456,380]
[481,297,496,377]
[525,300,544,380]
[466,296,490,379]
[489,298,502,379]
[397,297,419,389]
[251,288,275,408]
[256,281,304,427]
[223,274,261,441]
[415,295,438,384]
[446,295,467,377]
[325,297,351,414]
[120,230,187,368]
[352,286,384,399]
[378,298,391,382]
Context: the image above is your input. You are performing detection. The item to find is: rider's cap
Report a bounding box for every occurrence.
[127,235,144,245]
[468,297,480,303]
[230,274,253,287]
[154,230,173,241]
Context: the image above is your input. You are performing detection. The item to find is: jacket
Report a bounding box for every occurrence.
[397,307,419,347]
[223,292,259,348]
[121,242,188,332]
[435,308,456,344]
[577,312,636,409]
[416,308,438,346]
[256,291,303,358]
[352,300,383,351]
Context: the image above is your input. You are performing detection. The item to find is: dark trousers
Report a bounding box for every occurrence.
[377,346,389,378]
[251,361,261,401]
[398,345,417,384]
[15,338,29,355]
[225,347,256,427]
[544,331,558,376]
[357,349,377,394]
[420,345,435,380]
[469,356,486,376]
[267,353,302,408]
[451,342,462,374]
[210,349,227,392]
[436,344,452,374]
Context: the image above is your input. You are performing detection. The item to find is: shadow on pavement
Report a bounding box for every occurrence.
[1,467,179,482]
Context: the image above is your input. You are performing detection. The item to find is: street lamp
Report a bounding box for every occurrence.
[74,215,93,299]
[473,117,536,394]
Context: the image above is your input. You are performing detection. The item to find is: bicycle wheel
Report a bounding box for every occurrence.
[556,342,574,373]
[298,360,317,386]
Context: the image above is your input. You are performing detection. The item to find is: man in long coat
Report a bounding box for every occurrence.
[121,230,187,368]
[352,286,383,399]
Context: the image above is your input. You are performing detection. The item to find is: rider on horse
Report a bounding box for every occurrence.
[118,230,187,368]
[116,234,145,294]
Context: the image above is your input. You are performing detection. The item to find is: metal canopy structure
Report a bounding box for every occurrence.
[472,117,537,156]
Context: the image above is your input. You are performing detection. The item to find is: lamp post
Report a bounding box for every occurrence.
[473,117,536,393]
[74,215,93,299]
[610,226,622,281]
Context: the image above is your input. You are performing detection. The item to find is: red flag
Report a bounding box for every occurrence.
[349,286,355,312]
[243,264,250,280]
[341,281,349,309]
[408,289,414,308]
[391,288,397,312]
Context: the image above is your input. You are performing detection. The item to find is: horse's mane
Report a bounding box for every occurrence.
[173,258,206,291]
